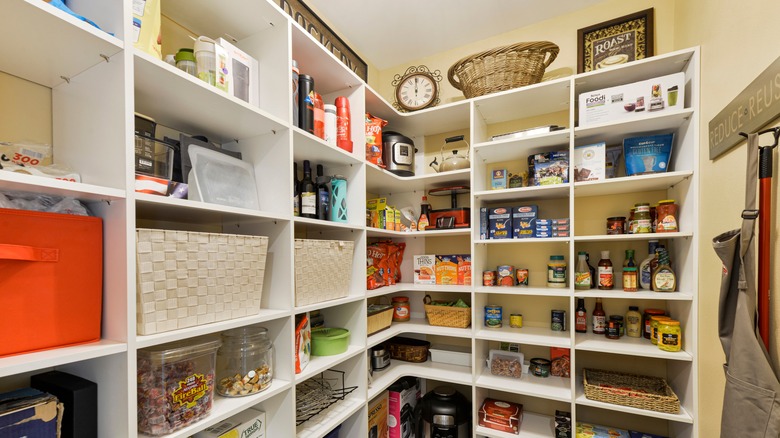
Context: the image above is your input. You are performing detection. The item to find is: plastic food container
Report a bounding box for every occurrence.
[429,344,472,367]
[489,349,524,378]
[311,328,350,356]
[137,338,221,436]
[216,325,274,397]
[187,144,260,210]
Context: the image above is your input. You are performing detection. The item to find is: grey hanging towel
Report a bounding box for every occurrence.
[713,132,780,437]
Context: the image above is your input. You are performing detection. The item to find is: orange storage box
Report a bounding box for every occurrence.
[0,208,103,357]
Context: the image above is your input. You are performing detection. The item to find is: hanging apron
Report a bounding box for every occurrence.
[713,133,780,437]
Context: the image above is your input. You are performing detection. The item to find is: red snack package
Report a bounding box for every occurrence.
[365,113,388,167]
[367,242,388,290]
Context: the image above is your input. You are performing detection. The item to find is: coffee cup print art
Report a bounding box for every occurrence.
[597,54,629,69]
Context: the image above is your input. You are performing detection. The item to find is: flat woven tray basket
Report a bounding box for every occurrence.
[388,336,430,363]
[424,304,471,328]
[583,368,680,414]
[448,41,559,99]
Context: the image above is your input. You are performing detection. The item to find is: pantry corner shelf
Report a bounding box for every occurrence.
[367,318,473,348]
[475,237,570,245]
[366,283,473,298]
[364,85,471,137]
[574,289,694,301]
[366,163,470,195]
[475,326,571,348]
[295,394,366,438]
[292,128,363,167]
[368,359,473,401]
[474,286,571,297]
[293,216,365,232]
[366,227,471,238]
[574,232,693,242]
[294,295,367,315]
[473,184,570,202]
[476,368,571,403]
[473,129,572,164]
[575,386,694,424]
[575,332,693,361]
[295,345,366,384]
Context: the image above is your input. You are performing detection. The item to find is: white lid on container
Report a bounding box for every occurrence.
[194,36,216,54]
[324,104,336,113]
[138,337,222,364]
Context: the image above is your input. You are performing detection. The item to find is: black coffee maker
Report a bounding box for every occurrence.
[415,386,470,438]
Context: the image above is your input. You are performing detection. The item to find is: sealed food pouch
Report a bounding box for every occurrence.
[365,113,388,167]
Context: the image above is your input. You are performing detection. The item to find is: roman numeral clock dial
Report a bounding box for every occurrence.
[392,66,441,112]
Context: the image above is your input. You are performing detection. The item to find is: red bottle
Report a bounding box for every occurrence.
[312,92,325,139]
[335,96,352,152]
[575,298,587,333]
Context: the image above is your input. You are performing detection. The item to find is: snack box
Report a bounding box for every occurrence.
[508,172,524,188]
[534,151,569,185]
[552,231,570,237]
[457,255,472,285]
[435,255,459,285]
[577,422,630,438]
[368,392,388,438]
[480,207,489,240]
[573,142,606,181]
[385,206,396,230]
[367,198,387,229]
[414,255,436,285]
[492,169,507,190]
[478,398,523,434]
[623,133,674,176]
[512,205,538,239]
[578,72,685,127]
[489,207,512,240]
[194,408,265,438]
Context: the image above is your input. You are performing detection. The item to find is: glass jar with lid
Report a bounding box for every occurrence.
[216,324,274,397]
[634,203,652,233]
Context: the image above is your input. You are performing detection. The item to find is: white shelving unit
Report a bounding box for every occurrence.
[0,2,699,436]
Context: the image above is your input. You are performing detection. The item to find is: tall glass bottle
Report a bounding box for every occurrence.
[299,160,316,219]
[652,248,677,292]
[418,195,431,231]
[592,298,606,335]
[575,298,587,333]
[293,162,300,216]
[316,165,330,221]
[597,251,613,290]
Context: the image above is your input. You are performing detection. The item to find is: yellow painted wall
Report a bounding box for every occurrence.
[0,73,52,145]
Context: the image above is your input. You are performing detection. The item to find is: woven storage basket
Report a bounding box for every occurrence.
[294,239,354,306]
[136,229,268,335]
[448,41,559,98]
[367,304,394,335]
[583,368,680,414]
[388,337,430,363]
[424,304,471,328]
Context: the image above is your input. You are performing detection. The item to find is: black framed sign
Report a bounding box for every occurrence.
[577,9,654,73]
[278,0,368,82]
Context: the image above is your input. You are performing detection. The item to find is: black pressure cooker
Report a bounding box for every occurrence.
[415,386,470,438]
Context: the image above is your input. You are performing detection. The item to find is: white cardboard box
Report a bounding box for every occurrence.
[217,38,260,106]
[573,142,606,181]
[578,72,685,127]
[413,255,436,285]
[194,408,265,438]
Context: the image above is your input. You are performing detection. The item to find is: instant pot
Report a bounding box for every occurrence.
[382,131,416,176]
[415,386,470,438]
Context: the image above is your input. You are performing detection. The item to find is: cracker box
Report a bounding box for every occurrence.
[194,408,265,438]
[457,254,472,285]
[534,151,569,185]
[578,72,685,127]
[489,207,512,240]
[479,207,489,240]
[573,142,606,181]
[435,255,459,285]
[388,377,420,438]
[491,169,507,190]
[512,205,538,239]
[385,206,396,230]
[414,255,436,285]
[368,392,388,438]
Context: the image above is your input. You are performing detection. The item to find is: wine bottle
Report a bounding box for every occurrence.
[316,165,330,221]
[299,160,316,219]
[293,162,300,216]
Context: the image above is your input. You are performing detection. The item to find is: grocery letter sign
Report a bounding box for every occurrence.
[709,54,780,159]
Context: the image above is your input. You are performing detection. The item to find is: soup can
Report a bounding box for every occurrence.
[497,265,515,286]
[509,313,523,328]
[551,309,567,331]
[482,270,496,286]
[485,305,502,328]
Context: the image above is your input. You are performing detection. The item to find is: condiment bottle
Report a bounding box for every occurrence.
[652,248,677,292]
[592,297,606,335]
[651,315,673,345]
[639,240,660,290]
[586,252,596,289]
[656,199,679,232]
[606,317,620,339]
[623,249,636,268]
[574,251,591,290]
[575,298,587,333]
[547,255,567,288]
[335,96,353,152]
[625,306,642,338]
[634,203,652,233]
[316,165,330,221]
[597,251,613,290]
[391,296,410,322]
[623,267,638,292]
[628,208,636,234]
[643,308,666,339]
[418,196,430,231]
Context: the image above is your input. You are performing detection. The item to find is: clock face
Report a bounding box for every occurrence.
[396,73,437,111]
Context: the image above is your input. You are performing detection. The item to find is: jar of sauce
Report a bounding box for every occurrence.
[606,217,626,235]
[657,319,682,352]
[656,200,679,232]
[634,203,652,233]
[606,318,620,339]
[392,296,410,322]
[547,255,567,288]
[643,309,666,339]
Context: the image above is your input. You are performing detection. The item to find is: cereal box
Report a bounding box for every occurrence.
[368,392,388,438]
[512,205,538,239]
[414,255,436,285]
[435,255,459,285]
[491,169,507,190]
[489,207,512,240]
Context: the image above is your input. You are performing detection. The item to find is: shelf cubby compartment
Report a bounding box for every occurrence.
[473,184,571,203]
[575,385,694,424]
[474,286,570,298]
[475,237,571,245]
[574,289,694,301]
[475,326,571,349]
[367,283,472,299]
[573,108,694,148]
[366,163,470,195]
[475,412,555,438]
[0,172,126,203]
[574,232,693,242]
[575,332,692,361]
[473,129,572,165]
[476,368,571,403]
[473,385,569,438]
[135,193,289,225]
[367,318,472,349]
[366,227,471,238]
[573,171,694,198]
[367,358,473,401]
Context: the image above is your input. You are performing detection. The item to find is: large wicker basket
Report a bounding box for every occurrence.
[448,41,559,98]
[583,368,680,414]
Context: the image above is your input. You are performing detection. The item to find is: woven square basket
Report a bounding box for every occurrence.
[367,304,394,335]
[424,304,471,328]
[294,239,354,307]
[583,368,680,414]
[135,229,268,335]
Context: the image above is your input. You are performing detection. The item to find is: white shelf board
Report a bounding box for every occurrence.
[294,216,365,232]
[573,171,694,198]
[475,286,570,297]
[474,184,570,203]
[294,344,365,383]
[138,378,292,438]
[574,289,693,301]
[135,193,289,224]
[475,412,554,438]
[574,109,694,146]
[367,318,473,348]
[293,128,363,167]
[162,0,282,42]
[364,85,471,137]
[472,77,572,124]
[368,359,473,400]
[134,50,287,143]
[295,295,366,314]
[296,394,366,438]
[366,227,471,238]
[0,171,125,201]
[0,340,126,378]
[474,130,571,164]
[291,25,363,95]
[367,283,473,299]
[135,309,290,349]
[0,0,123,88]
[575,332,692,361]
[575,386,694,423]
[476,369,571,403]
[575,232,693,243]
[366,164,470,195]
[475,237,570,245]
[476,326,571,348]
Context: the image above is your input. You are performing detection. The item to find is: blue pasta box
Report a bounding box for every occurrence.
[513,205,538,239]
[623,133,674,176]
[0,388,63,438]
[479,207,489,240]
[491,169,507,190]
[489,207,512,239]
[536,219,551,226]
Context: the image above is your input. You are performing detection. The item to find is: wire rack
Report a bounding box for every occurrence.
[296,369,358,426]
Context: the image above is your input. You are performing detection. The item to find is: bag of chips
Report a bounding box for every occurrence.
[365,113,388,167]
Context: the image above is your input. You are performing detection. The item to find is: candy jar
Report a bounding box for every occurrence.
[216,324,274,397]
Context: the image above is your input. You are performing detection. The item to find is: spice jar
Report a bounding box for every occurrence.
[643,308,666,339]
[657,319,682,352]
[634,203,652,233]
[216,325,274,397]
[606,217,626,235]
[392,296,411,322]
[656,200,679,232]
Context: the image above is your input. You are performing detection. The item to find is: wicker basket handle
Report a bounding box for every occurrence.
[448,41,560,91]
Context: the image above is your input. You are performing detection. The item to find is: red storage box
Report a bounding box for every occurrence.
[0,208,102,357]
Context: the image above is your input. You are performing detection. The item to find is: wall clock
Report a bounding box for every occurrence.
[392,66,442,112]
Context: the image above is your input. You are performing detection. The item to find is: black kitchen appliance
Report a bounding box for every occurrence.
[382,131,416,176]
[415,386,471,438]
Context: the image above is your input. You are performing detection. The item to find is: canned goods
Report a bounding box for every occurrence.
[483,270,496,286]
[509,314,523,328]
[497,265,515,286]
[516,269,529,286]
[485,305,503,328]
[551,310,566,331]
[529,358,551,377]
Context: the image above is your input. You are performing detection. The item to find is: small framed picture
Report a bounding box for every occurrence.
[577,8,654,73]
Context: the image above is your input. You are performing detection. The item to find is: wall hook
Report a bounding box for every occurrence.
[100,54,110,63]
